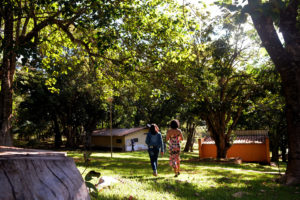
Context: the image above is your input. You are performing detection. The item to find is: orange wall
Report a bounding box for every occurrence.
[198,139,270,163]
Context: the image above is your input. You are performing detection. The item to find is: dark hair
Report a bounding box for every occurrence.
[170,119,179,129]
[150,124,159,135]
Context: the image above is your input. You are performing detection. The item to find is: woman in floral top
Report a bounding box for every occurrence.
[166,119,183,177]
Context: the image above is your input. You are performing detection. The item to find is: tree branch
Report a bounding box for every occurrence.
[18,14,58,45]
[227,91,251,138]
[247,0,290,72]
[54,20,128,64]
[279,0,300,58]
[15,0,22,42]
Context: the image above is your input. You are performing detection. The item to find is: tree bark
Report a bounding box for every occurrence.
[0,146,90,200]
[248,0,300,185]
[0,2,14,146]
[184,122,196,152]
[283,84,300,185]
[65,126,76,148]
[280,134,288,163]
[270,130,280,162]
[214,132,230,159]
[53,117,62,148]
[206,119,231,159]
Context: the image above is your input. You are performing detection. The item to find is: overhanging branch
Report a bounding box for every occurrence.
[54,20,128,64]
[247,0,290,72]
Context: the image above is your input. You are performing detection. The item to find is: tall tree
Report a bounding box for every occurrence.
[0,0,182,146]
[237,64,287,162]
[14,50,106,148]
[0,0,131,146]
[218,0,300,185]
[182,10,261,158]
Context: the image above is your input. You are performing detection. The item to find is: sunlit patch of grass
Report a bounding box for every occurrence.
[68,151,299,200]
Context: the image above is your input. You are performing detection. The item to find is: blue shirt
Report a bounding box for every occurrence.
[145,132,164,153]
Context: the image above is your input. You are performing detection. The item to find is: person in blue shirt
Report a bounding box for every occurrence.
[145,124,164,176]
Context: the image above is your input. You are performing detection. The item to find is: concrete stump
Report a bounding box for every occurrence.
[0,146,90,200]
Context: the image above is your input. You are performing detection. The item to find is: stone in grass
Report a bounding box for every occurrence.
[128,195,137,200]
[96,176,119,191]
[232,191,248,198]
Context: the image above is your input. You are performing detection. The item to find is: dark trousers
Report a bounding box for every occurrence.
[148,147,159,172]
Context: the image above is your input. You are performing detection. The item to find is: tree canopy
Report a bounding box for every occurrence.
[2,0,298,185]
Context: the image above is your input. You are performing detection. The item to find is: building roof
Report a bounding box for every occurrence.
[202,130,268,144]
[92,127,148,137]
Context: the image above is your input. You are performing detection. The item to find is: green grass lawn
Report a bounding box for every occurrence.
[68,150,300,200]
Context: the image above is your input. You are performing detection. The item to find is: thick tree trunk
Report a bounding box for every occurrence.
[0,146,90,200]
[206,119,231,159]
[215,136,230,159]
[268,35,300,185]
[0,63,14,146]
[211,130,230,159]
[282,76,300,185]
[248,0,300,185]
[0,2,15,146]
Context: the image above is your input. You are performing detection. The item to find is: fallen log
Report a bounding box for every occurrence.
[0,146,90,200]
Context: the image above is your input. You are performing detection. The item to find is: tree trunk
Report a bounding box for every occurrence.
[283,83,300,185]
[270,130,280,162]
[206,119,231,159]
[84,119,98,150]
[280,134,288,163]
[211,129,230,159]
[248,0,300,185]
[0,146,90,200]
[184,122,196,152]
[65,126,76,148]
[268,36,300,185]
[215,136,230,159]
[53,117,62,148]
[281,144,287,163]
[0,2,15,146]
[271,145,279,162]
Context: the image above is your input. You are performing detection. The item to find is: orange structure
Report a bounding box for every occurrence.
[198,130,270,163]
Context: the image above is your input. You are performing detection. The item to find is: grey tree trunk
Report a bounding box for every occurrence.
[0,146,90,200]
[183,122,196,152]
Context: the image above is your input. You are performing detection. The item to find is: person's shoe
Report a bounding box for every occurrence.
[153,172,158,176]
[174,173,178,177]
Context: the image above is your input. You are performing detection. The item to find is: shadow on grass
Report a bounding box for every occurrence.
[182,159,286,173]
[69,151,298,200]
[94,194,124,200]
[71,149,286,173]
[142,169,298,200]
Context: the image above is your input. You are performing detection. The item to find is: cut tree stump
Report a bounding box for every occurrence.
[0,146,90,200]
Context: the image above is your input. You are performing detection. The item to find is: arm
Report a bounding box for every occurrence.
[159,133,164,156]
[145,133,150,145]
[166,130,170,142]
[178,130,183,141]
[159,133,164,153]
